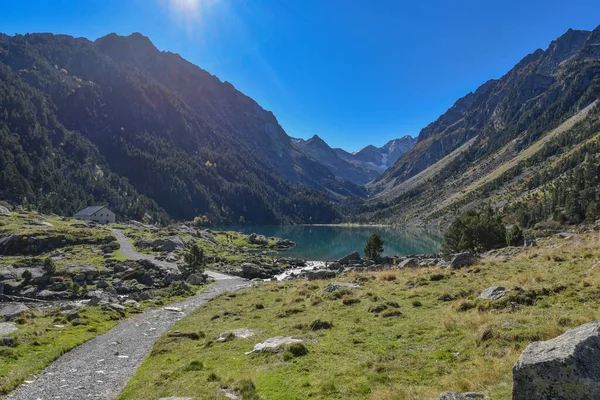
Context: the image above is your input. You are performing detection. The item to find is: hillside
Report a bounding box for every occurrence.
[295,135,416,185]
[363,26,600,228]
[0,32,365,224]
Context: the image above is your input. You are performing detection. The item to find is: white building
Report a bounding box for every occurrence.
[73,206,116,224]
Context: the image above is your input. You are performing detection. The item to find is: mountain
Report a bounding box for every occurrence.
[361,26,600,228]
[352,136,417,171]
[294,135,416,185]
[0,32,366,224]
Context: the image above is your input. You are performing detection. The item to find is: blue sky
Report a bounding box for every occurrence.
[2,0,599,151]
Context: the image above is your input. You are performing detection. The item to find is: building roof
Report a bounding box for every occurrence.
[73,206,106,217]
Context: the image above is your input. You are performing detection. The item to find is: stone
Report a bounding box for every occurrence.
[240,263,266,279]
[65,311,80,322]
[0,322,18,335]
[96,279,109,289]
[398,258,418,268]
[324,282,361,292]
[186,273,206,285]
[450,253,479,269]
[1,337,16,347]
[306,269,336,280]
[478,286,506,300]
[27,220,54,227]
[338,251,361,265]
[0,303,30,320]
[109,303,126,311]
[123,299,140,307]
[0,206,10,217]
[135,236,185,252]
[556,232,574,239]
[159,397,192,400]
[248,233,269,246]
[0,267,18,281]
[437,393,487,400]
[513,320,600,400]
[216,328,258,342]
[245,336,303,354]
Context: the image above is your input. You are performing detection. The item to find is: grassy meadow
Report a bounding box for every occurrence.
[120,233,600,400]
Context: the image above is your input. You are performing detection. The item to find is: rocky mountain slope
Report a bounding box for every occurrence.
[295,135,416,185]
[362,26,600,228]
[0,32,365,224]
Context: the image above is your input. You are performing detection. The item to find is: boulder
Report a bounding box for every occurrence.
[216,328,258,342]
[0,206,10,217]
[27,220,54,227]
[450,253,479,269]
[186,273,207,285]
[245,336,303,354]
[0,303,30,321]
[135,236,185,252]
[338,251,361,265]
[0,322,18,335]
[306,270,336,280]
[478,286,506,300]
[96,279,109,289]
[0,267,17,281]
[513,320,600,400]
[398,258,418,269]
[248,233,269,246]
[324,282,361,292]
[240,263,266,279]
[437,393,487,400]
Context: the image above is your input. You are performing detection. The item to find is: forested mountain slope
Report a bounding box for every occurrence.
[0,32,364,224]
[360,26,600,228]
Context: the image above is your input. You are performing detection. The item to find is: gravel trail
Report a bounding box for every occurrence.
[4,229,249,400]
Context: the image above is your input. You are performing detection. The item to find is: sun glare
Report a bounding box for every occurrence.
[165,0,218,31]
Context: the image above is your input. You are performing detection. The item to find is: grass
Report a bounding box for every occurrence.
[120,233,600,400]
[0,306,127,394]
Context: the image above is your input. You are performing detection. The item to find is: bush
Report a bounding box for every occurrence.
[441,206,506,255]
[43,257,57,276]
[364,234,384,259]
[506,224,525,247]
[22,269,32,283]
[286,342,309,357]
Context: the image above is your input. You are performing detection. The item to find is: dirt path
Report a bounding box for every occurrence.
[4,229,249,400]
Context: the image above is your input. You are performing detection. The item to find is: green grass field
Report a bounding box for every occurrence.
[120,233,600,400]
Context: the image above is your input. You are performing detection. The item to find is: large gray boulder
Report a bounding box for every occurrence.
[437,393,486,400]
[450,253,479,269]
[0,206,10,217]
[240,263,266,279]
[135,236,185,252]
[186,273,207,285]
[478,286,506,300]
[248,233,268,246]
[513,320,600,400]
[398,258,418,269]
[0,303,30,321]
[338,251,361,265]
[306,269,336,280]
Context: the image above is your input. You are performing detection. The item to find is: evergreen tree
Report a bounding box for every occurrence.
[181,243,205,278]
[43,257,57,276]
[364,234,384,259]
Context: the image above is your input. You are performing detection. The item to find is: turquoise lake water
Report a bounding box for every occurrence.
[220,225,443,260]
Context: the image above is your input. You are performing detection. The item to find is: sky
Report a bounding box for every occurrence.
[1,1,599,152]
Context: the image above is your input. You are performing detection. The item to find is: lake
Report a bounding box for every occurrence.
[219,225,443,260]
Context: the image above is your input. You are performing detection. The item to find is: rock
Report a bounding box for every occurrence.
[159,397,192,400]
[0,303,30,320]
[123,299,140,308]
[273,238,295,248]
[0,206,10,217]
[398,258,418,268]
[248,233,269,246]
[240,263,266,279]
[216,328,258,342]
[27,220,54,227]
[513,320,600,400]
[109,303,126,312]
[96,279,109,289]
[65,311,80,322]
[478,286,506,300]
[0,322,18,335]
[450,253,479,269]
[1,337,16,347]
[338,251,361,265]
[134,236,185,252]
[245,336,303,354]
[186,273,206,285]
[437,393,487,400]
[306,269,336,280]
[324,282,361,292]
[104,287,118,296]
[0,267,18,281]
[556,232,574,239]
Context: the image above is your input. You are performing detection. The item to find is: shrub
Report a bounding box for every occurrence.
[506,225,525,247]
[43,257,57,276]
[184,360,204,371]
[309,319,333,330]
[22,269,32,283]
[364,234,384,259]
[286,342,309,357]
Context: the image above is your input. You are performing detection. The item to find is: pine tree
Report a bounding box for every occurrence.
[364,234,384,259]
[181,243,205,278]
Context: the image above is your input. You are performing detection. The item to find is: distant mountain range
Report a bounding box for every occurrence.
[0,32,366,224]
[359,26,600,228]
[293,135,416,185]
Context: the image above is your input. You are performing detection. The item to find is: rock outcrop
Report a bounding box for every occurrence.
[478,286,506,300]
[513,320,600,400]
